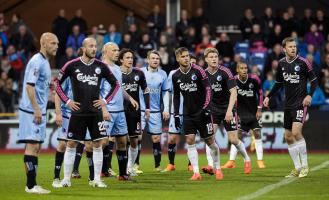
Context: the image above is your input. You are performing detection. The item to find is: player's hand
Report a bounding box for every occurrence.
[303,95,312,107]
[225,110,233,123]
[174,115,181,130]
[129,97,139,111]
[102,109,111,121]
[67,100,80,111]
[55,112,62,126]
[93,99,106,109]
[263,97,270,108]
[256,108,262,120]
[162,111,170,121]
[145,109,151,120]
[34,107,42,124]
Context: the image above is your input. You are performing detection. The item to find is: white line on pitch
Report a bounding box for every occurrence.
[236,160,329,200]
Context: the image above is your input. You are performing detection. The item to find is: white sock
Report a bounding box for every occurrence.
[127,146,138,172]
[288,143,302,170]
[205,144,213,167]
[208,142,220,169]
[235,140,250,161]
[187,144,199,173]
[93,147,103,182]
[296,138,308,168]
[255,139,264,160]
[229,144,238,161]
[63,147,76,180]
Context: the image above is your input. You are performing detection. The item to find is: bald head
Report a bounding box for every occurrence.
[40,32,58,58]
[102,42,119,64]
[81,37,97,59]
[82,37,96,48]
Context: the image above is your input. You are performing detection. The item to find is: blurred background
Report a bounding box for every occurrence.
[0,0,328,152]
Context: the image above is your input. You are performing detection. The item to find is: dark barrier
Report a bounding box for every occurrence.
[0,110,328,151]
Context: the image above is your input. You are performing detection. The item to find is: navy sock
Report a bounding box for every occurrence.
[54,151,64,179]
[135,140,141,165]
[73,143,84,171]
[102,144,110,173]
[116,150,128,176]
[168,143,176,165]
[108,141,114,169]
[24,155,38,189]
[153,142,161,168]
[86,151,94,180]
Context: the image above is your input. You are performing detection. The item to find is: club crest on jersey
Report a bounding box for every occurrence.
[134,75,140,81]
[191,74,197,81]
[217,75,222,81]
[294,65,300,71]
[249,83,254,88]
[95,67,101,74]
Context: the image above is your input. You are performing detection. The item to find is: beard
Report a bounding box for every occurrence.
[85,50,96,59]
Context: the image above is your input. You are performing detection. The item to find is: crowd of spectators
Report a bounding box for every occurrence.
[0,5,329,115]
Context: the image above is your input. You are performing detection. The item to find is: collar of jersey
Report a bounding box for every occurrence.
[206,66,219,75]
[285,55,298,64]
[80,57,95,66]
[238,74,248,84]
[179,65,191,74]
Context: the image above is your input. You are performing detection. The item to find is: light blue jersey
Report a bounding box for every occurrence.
[140,67,169,111]
[100,64,124,112]
[18,53,51,143]
[60,78,73,117]
[100,63,127,136]
[19,53,51,114]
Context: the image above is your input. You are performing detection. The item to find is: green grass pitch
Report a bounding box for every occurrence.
[0,153,328,200]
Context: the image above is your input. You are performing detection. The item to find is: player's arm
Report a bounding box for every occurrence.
[55,63,80,111]
[253,75,263,120]
[123,90,139,110]
[54,93,62,126]
[172,75,181,129]
[94,66,120,109]
[264,65,283,107]
[25,62,42,124]
[224,71,237,122]
[162,74,170,120]
[303,58,318,107]
[140,71,150,119]
[26,84,42,124]
[198,69,211,111]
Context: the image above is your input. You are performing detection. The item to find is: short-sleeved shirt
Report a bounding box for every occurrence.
[236,74,263,120]
[139,67,169,111]
[276,56,317,109]
[206,66,236,114]
[100,64,124,112]
[121,67,148,112]
[19,53,51,114]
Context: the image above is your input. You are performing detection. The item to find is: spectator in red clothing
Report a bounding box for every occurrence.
[195,35,214,56]
[304,23,325,49]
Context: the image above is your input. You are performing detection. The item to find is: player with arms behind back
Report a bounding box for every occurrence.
[264,37,317,178]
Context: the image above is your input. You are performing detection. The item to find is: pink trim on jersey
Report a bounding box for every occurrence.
[203,86,212,109]
[105,80,120,103]
[298,56,313,72]
[59,57,80,74]
[55,79,69,103]
[220,66,234,80]
[249,74,263,107]
[191,63,207,80]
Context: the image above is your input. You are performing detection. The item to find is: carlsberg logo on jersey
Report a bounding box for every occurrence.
[211,82,222,92]
[122,83,138,92]
[77,73,98,86]
[179,82,197,92]
[283,72,300,83]
[237,88,254,97]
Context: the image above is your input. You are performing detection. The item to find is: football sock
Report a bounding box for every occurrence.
[108,141,115,169]
[24,155,37,189]
[63,147,76,180]
[255,139,264,160]
[127,146,138,171]
[168,143,176,165]
[235,140,250,161]
[117,150,128,176]
[54,151,64,179]
[187,144,199,173]
[208,142,220,169]
[86,151,94,181]
[135,140,141,165]
[153,142,161,168]
[229,144,238,161]
[73,143,84,171]
[102,144,110,173]
[296,138,308,168]
[206,144,214,167]
[92,147,102,182]
[288,142,302,170]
